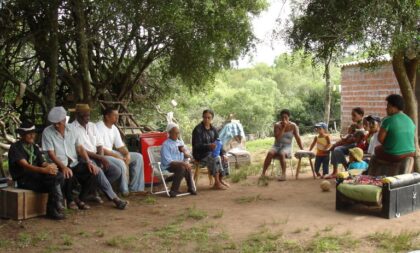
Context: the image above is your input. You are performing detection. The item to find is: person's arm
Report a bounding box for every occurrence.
[274,122,285,139]
[192,127,214,153]
[309,137,317,151]
[116,146,130,165]
[325,135,332,150]
[76,145,99,175]
[47,150,73,178]
[378,127,387,144]
[103,147,124,159]
[17,159,57,175]
[293,124,304,150]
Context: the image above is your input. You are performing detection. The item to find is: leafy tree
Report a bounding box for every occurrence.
[284,0,420,168]
[0,0,267,121]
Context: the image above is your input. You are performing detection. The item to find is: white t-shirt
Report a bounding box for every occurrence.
[96,121,125,150]
[70,120,103,153]
[367,132,380,155]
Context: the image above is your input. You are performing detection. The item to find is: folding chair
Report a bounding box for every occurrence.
[148,146,196,197]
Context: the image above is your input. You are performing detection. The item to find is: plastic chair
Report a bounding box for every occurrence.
[148,146,195,197]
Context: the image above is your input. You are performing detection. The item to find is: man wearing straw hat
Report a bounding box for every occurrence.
[8,120,65,219]
[42,106,128,210]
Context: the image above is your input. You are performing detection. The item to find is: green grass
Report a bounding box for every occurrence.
[95,230,105,238]
[186,206,208,220]
[0,238,11,248]
[17,232,32,248]
[212,210,224,219]
[143,196,157,205]
[240,229,283,253]
[229,164,261,183]
[307,234,359,253]
[368,230,420,252]
[61,234,73,247]
[106,235,137,249]
[234,194,274,204]
[246,138,274,153]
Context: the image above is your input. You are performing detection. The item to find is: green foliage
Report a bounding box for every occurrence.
[139,51,341,142]
[368,230,420,252]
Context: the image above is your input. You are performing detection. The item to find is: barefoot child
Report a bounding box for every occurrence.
[309,122,331,178]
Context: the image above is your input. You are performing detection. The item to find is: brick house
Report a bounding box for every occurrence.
[340,57,401,130]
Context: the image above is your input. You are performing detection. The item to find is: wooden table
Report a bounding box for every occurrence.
[294,150,316,179]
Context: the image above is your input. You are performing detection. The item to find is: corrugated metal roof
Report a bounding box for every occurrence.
[340,54,391,67]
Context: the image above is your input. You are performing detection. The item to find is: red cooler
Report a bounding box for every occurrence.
[140,132,168,184]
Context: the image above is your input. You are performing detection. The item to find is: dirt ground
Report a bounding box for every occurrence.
[1,164,420,252]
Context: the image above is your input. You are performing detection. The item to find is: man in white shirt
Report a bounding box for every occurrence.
[96,107,145,196]
[71,104,125,203]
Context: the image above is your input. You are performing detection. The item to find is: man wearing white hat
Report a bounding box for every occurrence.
[96,107,145,196]
[160,123,196,197]
[42,106,128,210]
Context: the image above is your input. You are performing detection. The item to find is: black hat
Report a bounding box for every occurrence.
[17,120,36,135]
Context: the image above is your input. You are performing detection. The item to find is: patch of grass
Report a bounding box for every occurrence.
[246,138,274,153]
[61,234,73,247]
[306,234,359,253]
[240,228,283,253]
[106,235,137,249]
[41,245,60,253]
[368,230,420,252]
[234,194,274,204]
[143,196,157,205]
[17,232,32,248]
[230,169,248,183]
[322,225,334,232]
[0,238,11,248]
[293,228,303,234]
[186,206,208,220]
[212,210,224,219]
[78,231,91,237]
[257,176,270,187]
[95,230,105,238]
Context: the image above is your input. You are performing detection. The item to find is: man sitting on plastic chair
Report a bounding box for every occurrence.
[160,123,197,198]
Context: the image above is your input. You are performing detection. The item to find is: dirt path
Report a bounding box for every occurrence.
[1,169,420,252]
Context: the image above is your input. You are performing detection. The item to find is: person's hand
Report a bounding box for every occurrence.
[185,162,192,171]
[184,153,192,159]
[123,155,131,166]
[88,162,99,175]
[44,164,58,175]
[62,166,73,178]
[209,143,216,150]
[100,157,110,170]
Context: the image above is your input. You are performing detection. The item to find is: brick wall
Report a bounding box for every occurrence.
[340,62,400,130]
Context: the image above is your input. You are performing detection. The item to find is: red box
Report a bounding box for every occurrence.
[140,132,168,184]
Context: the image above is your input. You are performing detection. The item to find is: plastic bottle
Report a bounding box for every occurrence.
[212,138,222,158]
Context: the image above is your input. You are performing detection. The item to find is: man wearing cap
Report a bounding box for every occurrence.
[160,123,196,197]
[70,104,123,200]
[96,107,146,196]
[8,120,65,219]
[42,106,128,210]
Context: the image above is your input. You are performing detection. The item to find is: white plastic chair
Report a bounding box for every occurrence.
[148,146,196,197]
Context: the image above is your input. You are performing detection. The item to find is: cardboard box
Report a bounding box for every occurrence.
[0,187,48,220]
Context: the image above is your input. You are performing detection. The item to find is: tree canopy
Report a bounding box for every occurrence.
[0,0,267,121]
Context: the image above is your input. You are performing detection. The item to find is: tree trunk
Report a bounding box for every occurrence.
[323,60,332,127]
[44,0,60,115]
[392,52,419,172]
[71,0,91,103]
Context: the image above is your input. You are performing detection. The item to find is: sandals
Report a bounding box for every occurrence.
[75,200,91,210]
[67,201,79,210]
[114,199,129,210]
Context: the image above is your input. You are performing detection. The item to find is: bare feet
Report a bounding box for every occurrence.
[324,174,337,179]
[220,180,230,188]
[277,174,286,181]
[211,183,227,190]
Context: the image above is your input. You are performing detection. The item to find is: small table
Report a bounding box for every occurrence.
[294,150,316,179]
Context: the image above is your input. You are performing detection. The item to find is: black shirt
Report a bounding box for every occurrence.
[8,140,45,181]
[192,122,225,161]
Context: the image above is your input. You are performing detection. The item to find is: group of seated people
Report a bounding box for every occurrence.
[261,94,416,180]
[8,106,230,220]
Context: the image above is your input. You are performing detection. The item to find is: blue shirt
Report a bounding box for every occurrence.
[348,160,368,170]
[160,138,185,170]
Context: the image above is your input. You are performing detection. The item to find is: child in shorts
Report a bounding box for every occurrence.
[309,122,331,178]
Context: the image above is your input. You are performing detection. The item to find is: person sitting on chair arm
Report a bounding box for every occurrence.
[8,120,65,220]
[160,123,196,198]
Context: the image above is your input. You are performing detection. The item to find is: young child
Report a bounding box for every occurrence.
[353,130,367,151]
[347,147,368,175]
[365,115,381,156]
[309,122,331,178]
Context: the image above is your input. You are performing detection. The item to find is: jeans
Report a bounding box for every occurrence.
[330,144,355,168]
[105,151,145,193]
[314,155,329,175]
[201,155,227,177]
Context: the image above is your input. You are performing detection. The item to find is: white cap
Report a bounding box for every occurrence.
[48,106,67,123]
[166,122,179,132]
